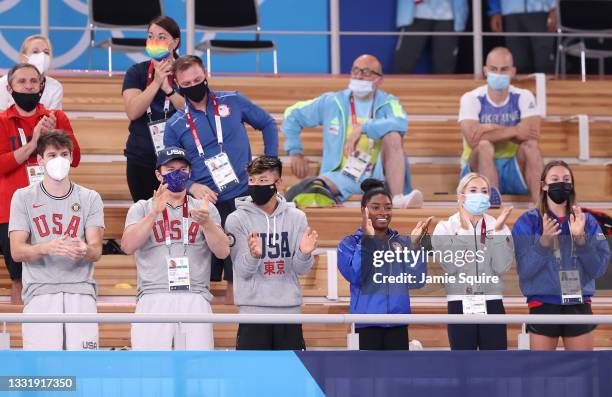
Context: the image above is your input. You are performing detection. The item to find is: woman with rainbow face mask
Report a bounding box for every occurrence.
[122,16,185,202]
[432,172,515,350]
[0,35,62,111]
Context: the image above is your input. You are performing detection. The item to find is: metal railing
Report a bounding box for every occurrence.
[17,0,610,77]
[1,313,611,324]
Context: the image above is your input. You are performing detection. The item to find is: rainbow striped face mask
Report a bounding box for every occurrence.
[146,39,170,61]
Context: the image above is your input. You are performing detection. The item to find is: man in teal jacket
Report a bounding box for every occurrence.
[282,54,423,208]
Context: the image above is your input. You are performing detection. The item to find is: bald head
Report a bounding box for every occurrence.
[486,47,514,67]
[352,54,383,76]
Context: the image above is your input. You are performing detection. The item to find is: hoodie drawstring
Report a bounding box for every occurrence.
[265,215,270,246]
[272,216,277,246]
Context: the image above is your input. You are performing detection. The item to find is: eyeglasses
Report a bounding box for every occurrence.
[351,66,382,77]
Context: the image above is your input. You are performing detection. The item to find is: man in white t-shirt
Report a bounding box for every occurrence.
[458,47,543,207]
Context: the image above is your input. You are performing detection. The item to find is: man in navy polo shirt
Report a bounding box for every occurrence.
[164,55,278,301]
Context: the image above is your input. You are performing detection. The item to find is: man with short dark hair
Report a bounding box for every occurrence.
[164,55,278,301]
[121,146,229,350]
[9,130,102,350]
[225,155,318,350]
[0,63,80,304]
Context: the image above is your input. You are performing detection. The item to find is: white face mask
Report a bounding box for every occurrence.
[45,156,70,181]
[27,52,51,74]
[348,78,374,98]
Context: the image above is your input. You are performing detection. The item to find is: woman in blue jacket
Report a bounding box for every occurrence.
[512,160,610,350]
[337,179,431,350]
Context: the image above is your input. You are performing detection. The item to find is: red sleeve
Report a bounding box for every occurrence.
[0,116,20,175]
[55,111,80,167]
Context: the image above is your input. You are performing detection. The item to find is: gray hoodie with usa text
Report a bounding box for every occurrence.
[225,195,313,314]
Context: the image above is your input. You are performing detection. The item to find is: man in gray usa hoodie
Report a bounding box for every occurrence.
[225,156,319,350]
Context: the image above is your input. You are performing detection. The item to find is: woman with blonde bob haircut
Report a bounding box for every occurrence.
[433,172,514,350]
[0,35,63,110]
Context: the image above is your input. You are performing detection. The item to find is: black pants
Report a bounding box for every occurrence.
[126,160,159,202]
[503,12,555,74]
[236,324,306,350]
[0,223,21,280]
[356,326,409,350]
[210,193,247,282]
[447,299,507,350]
[393,19,458,74]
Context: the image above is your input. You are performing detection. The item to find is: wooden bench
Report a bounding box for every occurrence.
[0,254,328,299]
[58,74,612,116]
[71,115,612,158]
[70,161,612,202]
[98,205,612,247]
[0,303,610,349]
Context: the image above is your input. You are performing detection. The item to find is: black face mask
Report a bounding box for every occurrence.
[547,182,573,204]
[11,91,41,112]
[248,182,277,205]
[181,79,208,102]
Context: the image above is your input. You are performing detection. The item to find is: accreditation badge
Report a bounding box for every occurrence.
[560,269,583,305]
[26,165,45,185]
[204,152,239,192]
[148,119,167,155]
[167,256,191,291]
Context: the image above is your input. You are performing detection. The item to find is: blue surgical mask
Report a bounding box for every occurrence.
[463,193,491,216]
[487,72,510,91]
[162,170,189,193]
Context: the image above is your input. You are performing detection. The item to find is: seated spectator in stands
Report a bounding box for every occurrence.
[337,179,430,350]
[512,160,610,351]
[122,16,184,202]
[458,47,543,207]
[164,55,278,302]
[393,0,469,74]
[283,54,423,208]
[433,172,514,350]
[0,35,63,110]
[9,130,102,350]
[488,0,556,74]
[0,63,80,305]
[225,156,317,350]
[121,147,229,351]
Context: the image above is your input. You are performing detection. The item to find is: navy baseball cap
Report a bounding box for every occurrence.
[156,147,191,168]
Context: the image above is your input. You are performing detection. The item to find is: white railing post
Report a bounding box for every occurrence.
[347,323,359,350]
[329,0,340,74]
[186,0,195,55]
[326,249,338,300]
[40,0,49,37]
[472,0,483,78]
[0,322,9,350]
[577,114,590,161]
[517,323,530,350]
[529,73,547,118]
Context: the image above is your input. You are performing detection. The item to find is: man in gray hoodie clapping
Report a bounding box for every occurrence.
[225,156,319,350]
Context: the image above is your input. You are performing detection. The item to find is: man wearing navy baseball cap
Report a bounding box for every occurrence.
[121,146,229,350]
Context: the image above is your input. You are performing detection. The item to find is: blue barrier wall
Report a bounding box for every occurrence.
[0,350,610,397]
[0,0,329,73]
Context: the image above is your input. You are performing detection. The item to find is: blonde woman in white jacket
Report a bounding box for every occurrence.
[432,172,514,350]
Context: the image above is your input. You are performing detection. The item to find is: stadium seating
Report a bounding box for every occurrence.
[1,73,610,351]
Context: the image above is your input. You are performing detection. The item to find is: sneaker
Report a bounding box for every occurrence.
[489,186,502,209]
[393,189,424,209]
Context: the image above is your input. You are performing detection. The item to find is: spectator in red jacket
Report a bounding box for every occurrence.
[0,63,80,304]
